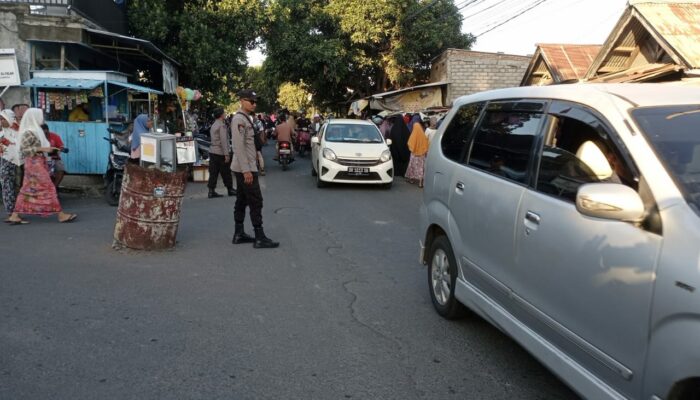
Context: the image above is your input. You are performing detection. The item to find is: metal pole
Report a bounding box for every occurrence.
[104,81,109,125]
[0,86,9,98]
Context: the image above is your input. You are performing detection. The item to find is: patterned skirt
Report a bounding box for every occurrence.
[13,156,61,216]
[0,159,18,214]
[405,154,426,181]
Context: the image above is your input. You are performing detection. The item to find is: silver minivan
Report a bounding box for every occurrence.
[419,84,700,400]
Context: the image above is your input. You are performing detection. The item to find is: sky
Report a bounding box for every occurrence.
[247,0,629,65]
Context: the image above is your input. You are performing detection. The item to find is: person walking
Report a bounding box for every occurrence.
[207,108,236,198]
[0,109,21,221]
[406,114,430,188]
[388,114,411,177]
[230,89,278,248]
[7,108,76,225]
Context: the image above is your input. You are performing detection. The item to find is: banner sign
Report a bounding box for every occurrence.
[0,49,21,87]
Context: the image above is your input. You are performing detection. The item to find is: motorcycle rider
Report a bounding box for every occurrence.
[273,113,294,161]
[310,114,323,135]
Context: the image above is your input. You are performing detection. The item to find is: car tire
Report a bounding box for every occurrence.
[316,163,326,188]
[382,181,392,190]
[428,236,467,319]
[311,161,317,177]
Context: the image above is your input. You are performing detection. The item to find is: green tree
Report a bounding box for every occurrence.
[277,82,313,112]
[127,0,264,105]
[262,0,473,107]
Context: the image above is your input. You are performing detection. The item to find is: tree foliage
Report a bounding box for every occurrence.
[127,0,264,105]
[127,0,473,111]
[263,0,474,108]
[277,82,313,112]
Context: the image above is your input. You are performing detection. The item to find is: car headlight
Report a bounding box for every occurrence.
[323,148,337,161]
[380,149,392,163]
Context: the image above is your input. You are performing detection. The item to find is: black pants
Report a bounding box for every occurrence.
[234,172,263,227]
[208,153,233,190]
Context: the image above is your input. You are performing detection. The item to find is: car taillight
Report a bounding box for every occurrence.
[281,143,289,148]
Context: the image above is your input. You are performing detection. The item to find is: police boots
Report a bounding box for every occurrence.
[253,227,279,249]
[208,189,222,198]
[232,223,255,244]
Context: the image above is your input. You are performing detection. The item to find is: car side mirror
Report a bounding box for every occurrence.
[386,139,392,145]
[576,183,645,222]
[311,136,320,144]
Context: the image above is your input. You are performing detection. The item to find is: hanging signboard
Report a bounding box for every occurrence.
[0,49,21,87]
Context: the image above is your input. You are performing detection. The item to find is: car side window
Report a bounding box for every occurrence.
[536,103,637,202]
[440,102,485,162]
[466,102,544,184]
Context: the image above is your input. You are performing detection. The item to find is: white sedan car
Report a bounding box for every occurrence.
[311,119,394,188]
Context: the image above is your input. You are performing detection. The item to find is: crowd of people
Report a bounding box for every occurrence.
[373,111,439,188]
[0,104,77,225]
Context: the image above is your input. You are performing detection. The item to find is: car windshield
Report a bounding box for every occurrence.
[631,105,700,213]
[325,124,383,143]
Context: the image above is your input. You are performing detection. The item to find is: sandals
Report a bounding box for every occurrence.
[59,213,77,223]
[8,219,29,225]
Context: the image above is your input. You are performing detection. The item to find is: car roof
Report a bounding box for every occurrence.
[453,83,700,108]
[327,119,376,126]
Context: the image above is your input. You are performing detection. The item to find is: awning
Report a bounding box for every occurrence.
[85,28,179,66]
[108,80,163,94]
[370,81,449,99]
[23,78,103,90]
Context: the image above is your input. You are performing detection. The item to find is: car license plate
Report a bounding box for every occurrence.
[348,167,370,174]
[279,149,291,154]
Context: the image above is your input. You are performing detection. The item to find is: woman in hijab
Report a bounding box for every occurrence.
[388,115,411,177]
[405,114,430,187]
[129,114,152,161]
[0,109,21,221]
[7,108,76,224]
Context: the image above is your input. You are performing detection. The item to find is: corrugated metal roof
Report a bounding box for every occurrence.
[634,2,700,68]
[370,81,449,99]
[107,80,163,95]
[23,78,103,90]
[538,44,602,81]
[587,63,682,83]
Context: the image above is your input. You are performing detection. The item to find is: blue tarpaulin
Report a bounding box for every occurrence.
[23,78,103,90]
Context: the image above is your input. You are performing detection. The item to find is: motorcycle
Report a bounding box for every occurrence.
[103,127,131,206]
[296,127,310,158]
[278,141,292,171]
[193,124,211,161]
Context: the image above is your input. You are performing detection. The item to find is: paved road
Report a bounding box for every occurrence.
[0,147,579,399]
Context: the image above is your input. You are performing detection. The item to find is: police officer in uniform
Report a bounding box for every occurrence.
[230,89,279,249]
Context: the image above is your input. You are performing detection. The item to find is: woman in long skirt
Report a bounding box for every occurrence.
[405,114,430,188]
[0,109,21,221]
[7,108,76,225]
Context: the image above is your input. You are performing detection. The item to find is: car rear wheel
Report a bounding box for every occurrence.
[429,236,467,319]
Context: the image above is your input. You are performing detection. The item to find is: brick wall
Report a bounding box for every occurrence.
[431,49,531,105]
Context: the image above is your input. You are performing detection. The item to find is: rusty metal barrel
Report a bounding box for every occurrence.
[113,163,188,250]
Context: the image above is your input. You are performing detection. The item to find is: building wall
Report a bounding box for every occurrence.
[432,49,531,105]
[0,5,32,108]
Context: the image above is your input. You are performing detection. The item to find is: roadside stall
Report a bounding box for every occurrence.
[23,70,163,174]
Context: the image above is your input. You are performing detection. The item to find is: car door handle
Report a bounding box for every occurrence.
[456,182,465,190]
[525,211,541,225]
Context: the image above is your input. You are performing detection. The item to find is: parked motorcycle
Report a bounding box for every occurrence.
[278,141,292,171]
[103,127,131,206]
[296,127,310,158]
[194,124,211,161]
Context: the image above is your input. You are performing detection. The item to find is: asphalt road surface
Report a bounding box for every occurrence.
[0,146,579,399]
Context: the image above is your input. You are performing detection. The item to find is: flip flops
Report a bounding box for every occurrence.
[8,219,29,225]
[59,213,77,223]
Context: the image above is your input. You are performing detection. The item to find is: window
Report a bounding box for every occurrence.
[440,102,485,162]
[324,124,383,143]
[467,102,543,184]
[632,105,700,214]
[536,104,637,202]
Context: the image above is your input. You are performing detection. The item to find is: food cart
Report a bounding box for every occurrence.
[23,70,163,174]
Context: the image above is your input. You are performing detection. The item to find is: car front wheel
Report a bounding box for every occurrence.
[428,236,467,319]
